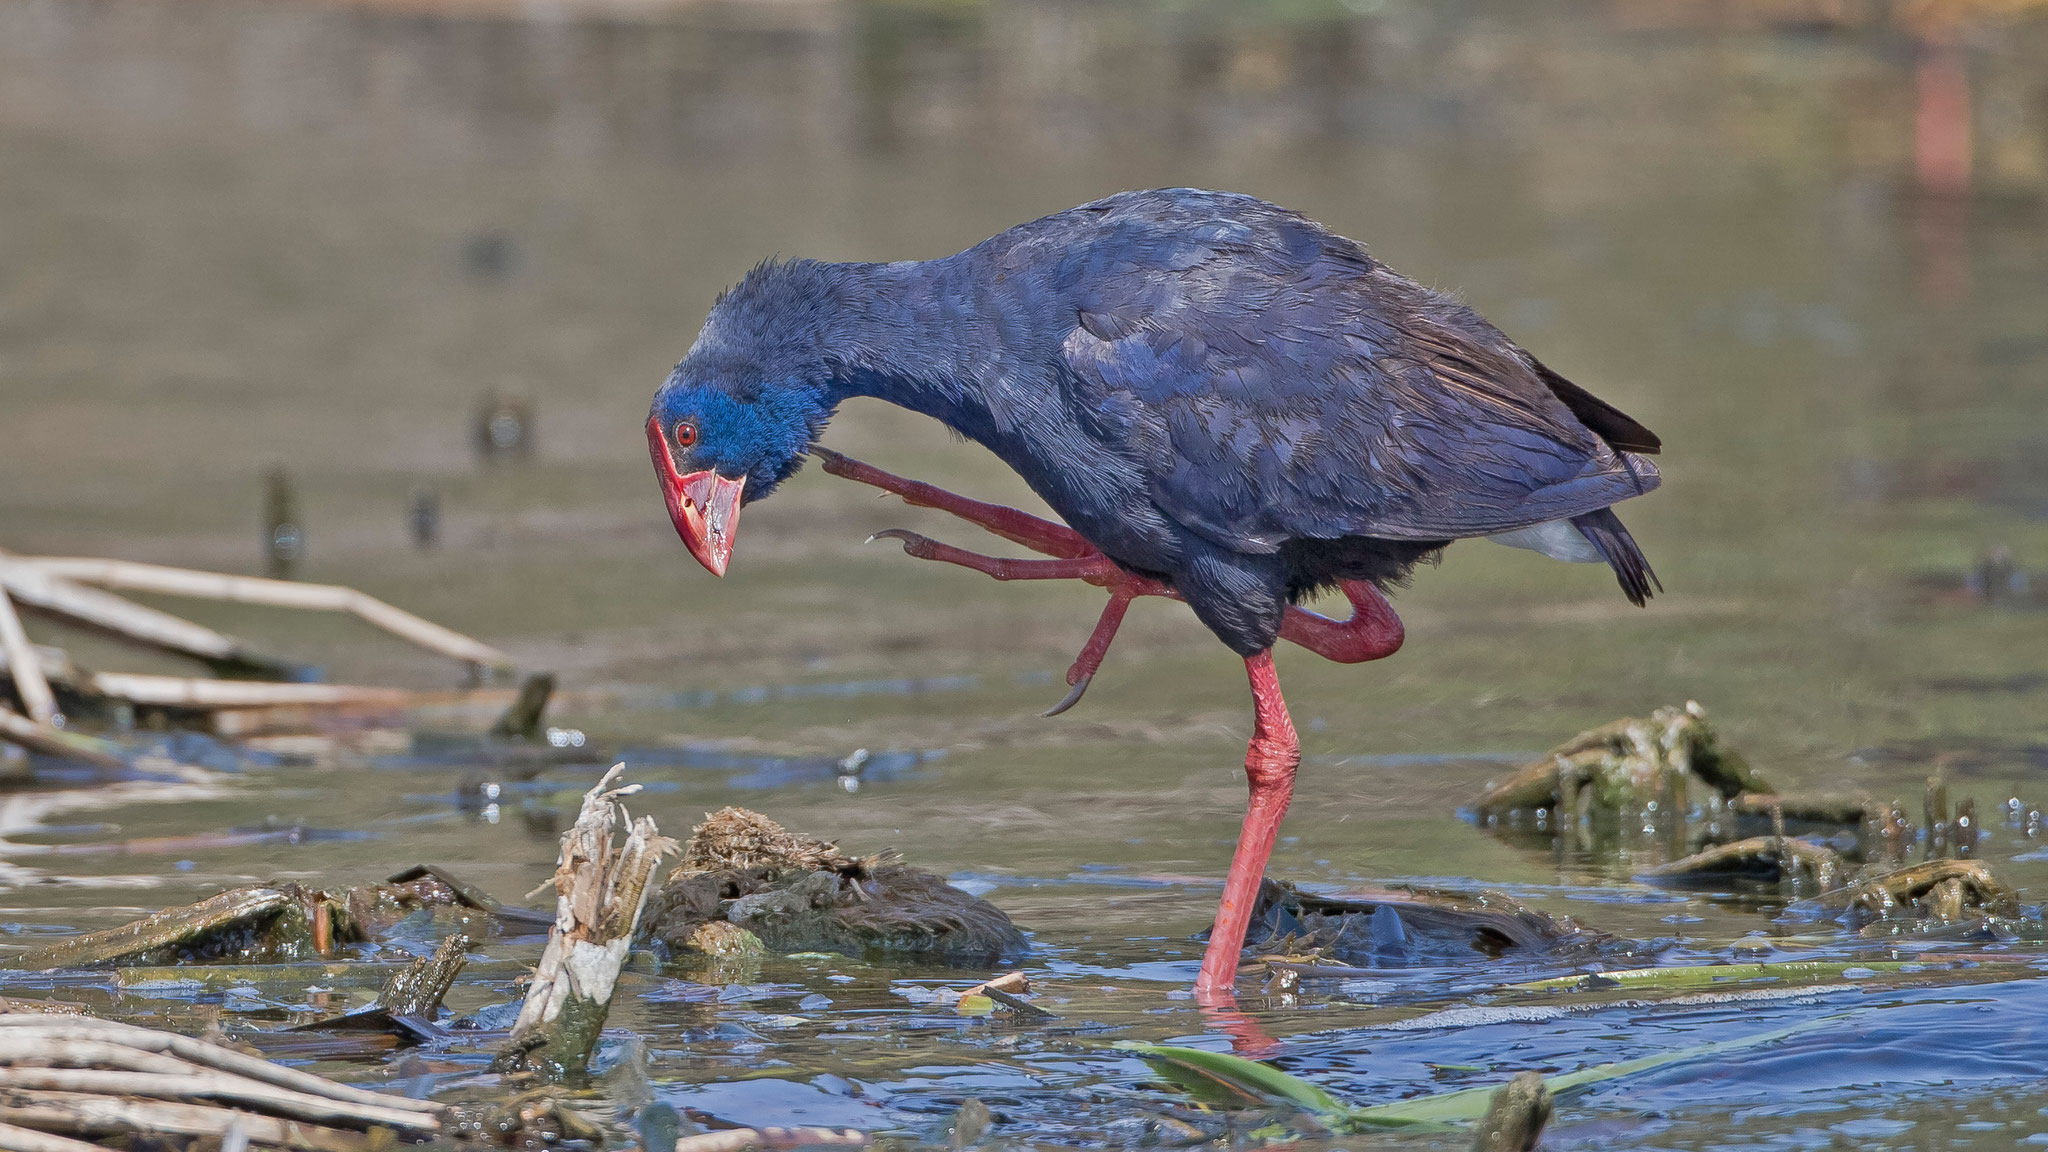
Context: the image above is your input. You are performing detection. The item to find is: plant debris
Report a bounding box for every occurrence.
[641,807,1025,966]
[16,866,547,973]
[1472,701,1770,823]
[17,887,362,971]
[1638,835,1849,892]
[1829,858,2025,931]
[495,765,676,1081]
[1239,879,1609,968]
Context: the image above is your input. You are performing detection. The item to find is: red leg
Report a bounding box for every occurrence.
[1043,586,1137,717]
[867,529,1115,581]
[1195,649,1299,1004]
[813,446,1094,558]
[1279,579,1405,663]
[819,448,1397,723]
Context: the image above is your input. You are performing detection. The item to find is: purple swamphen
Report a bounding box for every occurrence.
[648,189,1660,1001]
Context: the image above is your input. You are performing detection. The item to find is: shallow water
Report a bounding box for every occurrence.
[4,0,2048,1146]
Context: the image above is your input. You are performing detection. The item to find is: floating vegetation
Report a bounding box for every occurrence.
[1827,858,2027,933]
[17,886,362,970]
[1500,957,2039,1002]
[1471,701,1770,825]
[1240,879,1611,969]
[17,865,553,973]
[641,807,1025,966]
[1639,834,1850,892]
[1123,1017,1825,1138]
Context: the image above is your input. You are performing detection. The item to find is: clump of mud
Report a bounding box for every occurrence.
[641,806,1025,966]
[1241,879,1612,967]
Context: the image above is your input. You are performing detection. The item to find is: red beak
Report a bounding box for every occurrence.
[647,417,746,577]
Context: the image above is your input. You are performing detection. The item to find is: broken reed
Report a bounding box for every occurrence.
[495,764,675,1081]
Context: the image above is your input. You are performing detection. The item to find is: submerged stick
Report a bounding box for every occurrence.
[378,933,470,1019]
[489,672,556,739]
[0,706,124,772]
[497,764,676,1080]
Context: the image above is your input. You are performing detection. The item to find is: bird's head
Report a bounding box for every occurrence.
[647,361,832,577]
[649,259,853,576]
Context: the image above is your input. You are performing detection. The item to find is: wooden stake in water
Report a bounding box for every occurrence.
[497,764,675,1081]
[264,467,303,580]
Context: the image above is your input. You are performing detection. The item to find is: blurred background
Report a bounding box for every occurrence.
[5,0,2048,862]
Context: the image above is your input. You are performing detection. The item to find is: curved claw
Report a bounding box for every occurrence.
[1042,673,1093,718]
[866,528,924,547]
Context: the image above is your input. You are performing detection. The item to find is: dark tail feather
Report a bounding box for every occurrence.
[1571,508,1661,607]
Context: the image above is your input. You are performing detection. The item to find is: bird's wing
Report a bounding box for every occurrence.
[1056,228,1659,554]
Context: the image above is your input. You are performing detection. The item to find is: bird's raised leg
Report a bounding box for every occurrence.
[866,526,1172,715]
[811,446,1093,559]
[1042,586,1139,717]
[817,449,1401,716]
[1279,579,1406,664]
[1195,649,1299,1005]
[864,529,1114,582]
[818,447,1176,712]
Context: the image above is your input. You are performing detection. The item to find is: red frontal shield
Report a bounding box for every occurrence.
[647,417,746,577]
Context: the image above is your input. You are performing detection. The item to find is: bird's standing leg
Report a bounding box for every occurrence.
[1195,650,1299,1003]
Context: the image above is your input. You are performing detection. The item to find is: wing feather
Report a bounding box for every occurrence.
[1055,205,1660,555]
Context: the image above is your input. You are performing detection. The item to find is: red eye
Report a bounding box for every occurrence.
[674,421,698,448]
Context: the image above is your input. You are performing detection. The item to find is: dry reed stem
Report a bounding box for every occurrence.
[0,1092,375,1152]
[0,1069,431,1131]
[0,591,56,725]
[20,557,509,670]
[670,1127,870,1152]
[85,674,415,711]
[501,764,676,1078]
[0,1036,206,1076]
[0,1119,111,1152]
[0,1018,442,1116]
[0,555,258,670]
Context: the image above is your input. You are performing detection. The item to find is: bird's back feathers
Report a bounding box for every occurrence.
[1031,190,1660,556]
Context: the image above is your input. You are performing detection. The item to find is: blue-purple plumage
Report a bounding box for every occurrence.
[653,188,1662,654]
